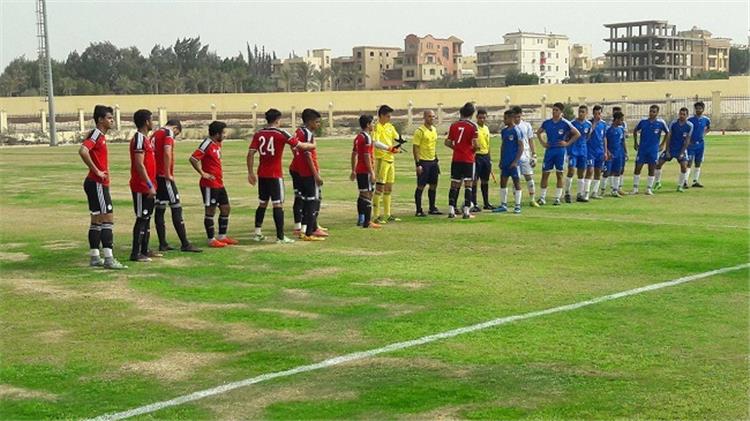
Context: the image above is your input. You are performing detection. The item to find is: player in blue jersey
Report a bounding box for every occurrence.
[535,102,580,206]
[493,110,525,214]
[566,105,591,203]
[605,111,626,197]
[686,101,711,188]
[632,105,669,195]
[585,105,608,200]
[654,107,693,192]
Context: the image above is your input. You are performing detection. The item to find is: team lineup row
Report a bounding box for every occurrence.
[77,100,711,269]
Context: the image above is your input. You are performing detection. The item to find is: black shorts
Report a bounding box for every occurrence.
[84,178,113,215]
[474,154,492,181]
[258,177,285,204]
[356,173,374,192]
[450,161,474,181]
[132,191,155,218]
[290,170,302,198]
[200,186,229,207]
[156,176,181,205]
[298,175,321,201]
[417,159,440,186]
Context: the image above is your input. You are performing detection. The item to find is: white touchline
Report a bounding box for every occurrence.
[89,263,749,421]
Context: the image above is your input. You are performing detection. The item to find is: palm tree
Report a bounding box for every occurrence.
[313,67,333,91]
[331,63,357,91]
[278,66,294,92]
[293,61,316,92]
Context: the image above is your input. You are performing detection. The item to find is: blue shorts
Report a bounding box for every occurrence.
[567,153,588,170]
[474,154,492,181]
[543,148,565,172]
[587,151,605,170]
[688,144,705,165]
[636,148,658,165]
[660,150,687,163]
[500,164,521,179]
[608,155,625,174]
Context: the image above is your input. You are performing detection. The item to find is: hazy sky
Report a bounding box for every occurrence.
[1,0,748,71]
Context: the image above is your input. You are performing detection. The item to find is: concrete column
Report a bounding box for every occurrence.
[437,103,443,125]
[328,102,334,130]
[0,110,7,134]
[210,104,217,121]
[41,109,47,133]
[407,101,413,126]
[712,90,722,121]
[114,105,121,131]
[540,96,547,120]
[290,106,296,129]
[78,108,85,132]
[664,93,673,119]
[578,96,587,107]
[252,104,258,129]
[504,96,511,111]
[158,108,167,127]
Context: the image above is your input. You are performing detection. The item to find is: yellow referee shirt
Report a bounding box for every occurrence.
[476,124,491,155]
[373,121,399,162]
[412,125,437,161]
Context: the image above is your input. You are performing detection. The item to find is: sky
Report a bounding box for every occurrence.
[1,0,748,71]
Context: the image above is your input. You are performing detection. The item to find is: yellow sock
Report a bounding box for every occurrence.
[373,192,382,218]
[383,192,392,217]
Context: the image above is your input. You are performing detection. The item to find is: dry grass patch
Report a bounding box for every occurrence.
[353,278,429,290]
[293,266,342,280]
[41,240,80,250]
[0,384,58,401]
[257,308,321,319]
[0,251,29,262]
[120,352,229,382]
[35,329,68,344]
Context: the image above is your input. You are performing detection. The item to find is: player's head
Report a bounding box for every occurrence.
[208,121,227,142]
[93,105,114,131]
[265,108,282,126]
[613,111,624,125]
[378,105,393,123]
[133,109,153,131]
[166,119,182,137]
[511,105,523,124]
[649,105,659,119]
[476,108,487,126]
[577,105,588,120]
[459,102,475,119]
[552,102,565,119]
[423,110,435,126]
[678,107,689,120]
[694,101,705,115]
[593,105,603,119]
[503,109,514,126]
[359,114,374,131]
[302,108,321,131]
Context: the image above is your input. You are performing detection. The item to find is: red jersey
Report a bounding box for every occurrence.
[448,119,478,163]
[353,131,374,174]
[129,132,156,193]
[81,128,109,186]
[289,127,319,177]
[250,127,300,178]
[151,127,175,177]
[191,138,223,188]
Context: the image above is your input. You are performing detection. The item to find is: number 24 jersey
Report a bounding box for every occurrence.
[250,127,301,178]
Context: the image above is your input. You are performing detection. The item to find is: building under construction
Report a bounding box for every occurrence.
[604,20,703,81]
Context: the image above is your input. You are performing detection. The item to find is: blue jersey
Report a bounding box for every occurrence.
[606,125,625,157]
[687,115,710,147]
[635,118,669,152]
[500,126,523,166]
[587,119,607,157]
[541,118,574,148]
[668,120,693,155]
[569,119,591,156]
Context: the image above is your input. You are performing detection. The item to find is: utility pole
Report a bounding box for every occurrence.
[36,0,57,146]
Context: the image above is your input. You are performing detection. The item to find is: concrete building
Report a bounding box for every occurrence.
[462,55,477,77]
[604,20,704,81]
[271,49,331,91]
[475,31,570,87]
[679,26,731,73]
[401,34,464,89]
[569,43,593,80]
[351,46,402,90]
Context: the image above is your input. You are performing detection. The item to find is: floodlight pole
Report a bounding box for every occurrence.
[37,0,57,146]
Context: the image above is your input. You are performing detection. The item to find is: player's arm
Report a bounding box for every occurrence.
[561,126,580,148]
[78,145,107,180]
[681,125,692,157]
[364,152,375,183]
[163,144,173,180]
[350,149,357,181]
[471,132,478,151]
[245,148,257,186]
[443,137,454,150]
[304,149,322,185]
[704,119,711,136]
[603,134,610,160]
[535,127,548,148]
[632,127,639,151]
[134,150,156,196]
[512,138,524,168]
[661,130,671,154]
[189,154,214,182]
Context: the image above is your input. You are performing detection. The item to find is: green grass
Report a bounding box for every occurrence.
[0,134,748,420]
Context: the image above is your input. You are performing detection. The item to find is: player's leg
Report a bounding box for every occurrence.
[301,177,323,240]
[383,161,398,222]
[165,181,199,252]
[539,171,550,205]
[448,162,461,218]
[96,184,125,269]
[512,171,523,213]
[140,194,159,258]
[271,178,294,243]
[553,151,565,205]
[646,160,656,194]
[632,158,644,194]
[130,192,150,262]
[584,163,594,200]
[676,158,688,192]
[373,159,385,222]
[462,176,473,219]
[576,164,587,202]
[591,166,603,199]
[84,179,104,267]
[428,161,441,214]
[154,177,170,250]
[216,188,237,244]
[654,154,666,190]
[415,161,426,216]
[498,174,509,210]
[564,157,575,203]
[692,146,704,187]
[480,159,492,210]
[290,171,304,235]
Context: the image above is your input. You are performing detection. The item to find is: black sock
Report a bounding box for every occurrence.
[219,215,229,236]
[204,214,215,239]
[464,187,473,209]
[272,207,284,240]
[414,188,423,213]
[481,183,489,206]
[140,218,150,254]
[471,182,478,207]
[305,200,319,236]
[356,197,365,219]
[363,197,372,228]
[155,204,167,246]
[171,206,189,247]
[293,195,303,224]
[88,223,102,250]
[449,187,458,209]
[132,218,146,257]
[428,189,436,210]
[255,206,266,229]
[101,222,114,250]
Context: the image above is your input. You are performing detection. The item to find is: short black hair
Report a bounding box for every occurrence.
[378,105,394,116]
[302,108,321,124]
[694,101,705,108]
[503,110,514,118]
[650,104,660,112]
[511,105,523,114]
[578,105,588,110]
[208,121,227,137]
[359,114,373,129]
[552,102,565,111]
[265,108,282,124]
[133,109,152,129]
[613,111,624,120]
[93,105,113,124]
[459,102,475,118]
[477,108,487,116]
[679,107,689,113]
[611,106,620,112]
[166,119,182,131]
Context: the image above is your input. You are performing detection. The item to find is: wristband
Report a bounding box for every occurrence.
[146,181,153,189]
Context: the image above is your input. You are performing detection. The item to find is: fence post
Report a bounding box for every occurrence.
[40,109,47,133]
[114,105,121,131]
[290,106,296,129]
[158,108,167,127]
[252,104,258,129]
[78,108,85,132]
[504,96,511,112]
[711,90,722,121]
[328,102,334,130]
[437,103,443,125]
[664,93,673,119]
[1,110,9,134]
[578,96,587,107]
[210,104,217,121]
[540,95,547,120]
[407,100,413,126]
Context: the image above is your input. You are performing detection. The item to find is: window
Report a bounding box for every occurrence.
[565,58,568,64]
[556,53,559,58]
[358,65,362,71]
[380,64,383,69]
[556,66,559,71]
[386,53,389,57]
[379,52,382,57]
[443,46,449,58]
[429,68,436,76]
[370,51,374,57]
[386,65,390,69]
[565,70,568,76]
[356,52,362,58]
[358,78,362,83]
[406,70,415,77]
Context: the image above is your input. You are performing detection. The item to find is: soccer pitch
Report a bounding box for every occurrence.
[0,134,748,419]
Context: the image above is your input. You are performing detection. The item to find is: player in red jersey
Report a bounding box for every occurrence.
[444,102,479,219]
[349,114,381,229]
[128,109,160,262]
[289,108,327,240]
[189,121,238,248]
[78,105,126,269]
[152,119,201,253]
[247,108,315,244]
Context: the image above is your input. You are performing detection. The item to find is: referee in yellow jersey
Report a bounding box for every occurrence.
[412,110,442,216]
[373,105,402,223]
[472,108,494,211]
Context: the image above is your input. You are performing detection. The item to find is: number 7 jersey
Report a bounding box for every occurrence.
[447,119,478,163]
[250,127,301,178]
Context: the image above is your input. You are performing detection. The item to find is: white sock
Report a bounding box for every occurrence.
[89,249,100,257]
[655,169,662,183]
[577,179,585,196]
[613,176,620,191]
[527,179,535,195]
[500,187,508,205]
[591,180,600,195]
[564,176,573,194]
[678,172,685,186]
[294,222,302,230]
[218,234,227,240]
[584,179,592,199]
[633,174,640,190]
[540,187,547,199]
[555,188,563,200]
[694,168,701,182]
[102,248,113,259]
[647,176,655,189]
[255,227,262,235]
[463,206,470,216]
[685,168,691,182]
[514,190,522,206]
[619,175,624,189]
[449,205,455,215]
[602,177,609,190]
[301,225,307,234]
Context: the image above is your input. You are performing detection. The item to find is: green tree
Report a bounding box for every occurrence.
[293,61,316,92]
[504,69,539,86]
[313,67,333,91]
[729,47,749,75]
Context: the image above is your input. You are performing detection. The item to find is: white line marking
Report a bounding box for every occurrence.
[89,263,749,421]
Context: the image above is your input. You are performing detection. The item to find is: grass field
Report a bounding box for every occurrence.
[0,134,748,420]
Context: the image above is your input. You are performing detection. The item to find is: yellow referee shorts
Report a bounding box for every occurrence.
[375,158,395,184]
